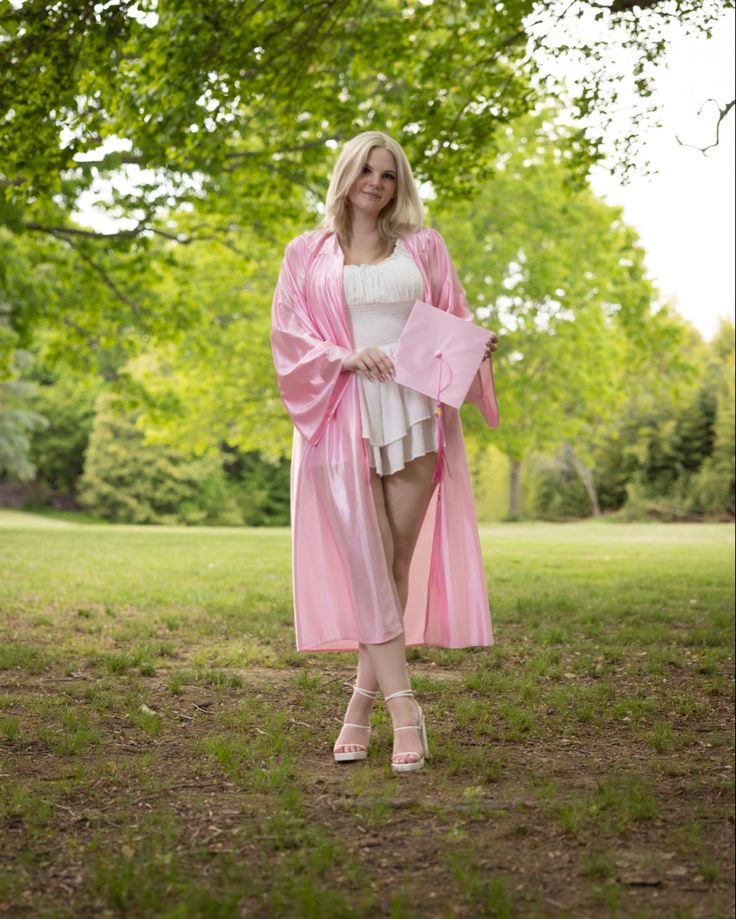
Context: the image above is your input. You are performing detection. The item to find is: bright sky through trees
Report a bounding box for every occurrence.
[587,14,735,340]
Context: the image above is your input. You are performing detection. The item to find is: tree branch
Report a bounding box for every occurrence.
[60,316,121,382]
[676,98,735,154]
[609,0,671,12]
[22,221,144,240]
[23,217,254,260]
[224,136,344,162]
[49,231,145,316]
[148,226,251,258]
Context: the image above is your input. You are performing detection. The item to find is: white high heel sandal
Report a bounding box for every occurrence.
[333,684,380,763]
[384,689,430,774]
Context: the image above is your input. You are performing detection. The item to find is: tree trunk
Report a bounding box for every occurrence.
[508,458,522,519]
[565,441,602,517]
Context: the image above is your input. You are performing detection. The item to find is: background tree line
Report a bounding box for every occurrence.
[0,1,733,524]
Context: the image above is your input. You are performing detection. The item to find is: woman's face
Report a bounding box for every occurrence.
[346,146,397,217]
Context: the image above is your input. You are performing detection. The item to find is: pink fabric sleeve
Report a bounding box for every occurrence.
[425,228,499,429]
[270,237,354,446]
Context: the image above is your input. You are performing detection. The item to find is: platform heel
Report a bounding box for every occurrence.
[384,688,430,774]
[333,685,380,763]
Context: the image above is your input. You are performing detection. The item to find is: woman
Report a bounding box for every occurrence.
[270,131,499,774]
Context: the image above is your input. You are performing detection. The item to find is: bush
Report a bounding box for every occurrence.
[221,447,290,526]
[28,374,99,492]
[615,473,702,522]
[530,450,592,520]
[77,392,243,526]
[688,350,735,519]
[75,392,292,526]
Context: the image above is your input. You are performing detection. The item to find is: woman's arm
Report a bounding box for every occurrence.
[270,237,354,446]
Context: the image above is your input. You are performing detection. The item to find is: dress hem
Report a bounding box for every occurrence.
[295,637,495,653]
[369,445,439,477]
[364,411,436,449]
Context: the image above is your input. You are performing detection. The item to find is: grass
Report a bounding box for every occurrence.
[0,510,733,917]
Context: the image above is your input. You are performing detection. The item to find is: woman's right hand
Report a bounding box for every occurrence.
[342,348,395,383]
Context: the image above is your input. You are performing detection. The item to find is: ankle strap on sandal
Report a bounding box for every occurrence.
[384,689,415,702]
[353,685,380,699]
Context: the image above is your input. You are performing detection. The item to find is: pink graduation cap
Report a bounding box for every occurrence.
[392,299,495,483]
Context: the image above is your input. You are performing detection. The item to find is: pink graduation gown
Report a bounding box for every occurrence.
[270,225,499,652]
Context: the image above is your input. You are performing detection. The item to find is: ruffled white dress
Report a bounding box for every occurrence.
[343,238,439,476]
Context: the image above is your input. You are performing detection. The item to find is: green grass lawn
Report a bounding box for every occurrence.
[0,510,733,918]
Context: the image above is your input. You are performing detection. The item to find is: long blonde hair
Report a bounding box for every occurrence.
[317,131,424,253]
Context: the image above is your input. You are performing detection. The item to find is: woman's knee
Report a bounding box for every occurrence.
[392,556,411,587]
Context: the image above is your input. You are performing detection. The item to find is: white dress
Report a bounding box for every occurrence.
[343,238,439,476]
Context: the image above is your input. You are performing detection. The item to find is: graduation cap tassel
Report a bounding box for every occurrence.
[432,401,445,485]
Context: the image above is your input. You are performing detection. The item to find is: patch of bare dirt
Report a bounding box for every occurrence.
[1,664,733,918]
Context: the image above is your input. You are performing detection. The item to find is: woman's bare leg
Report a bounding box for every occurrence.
[363,454,438,762]
[377,452,438,762]
[383,452,438,613]
[358,452,437,669]
[334,469,398,755]
[336,455,438,761]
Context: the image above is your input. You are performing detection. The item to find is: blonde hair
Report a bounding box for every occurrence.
[317,131,424,252]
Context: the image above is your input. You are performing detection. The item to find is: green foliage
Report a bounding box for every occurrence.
[0,390,47,481]
[689,382,735,515]
[1,4,731,523]
[435,107,671,467]
[0,0,728,392]
[0,1,536,223]
[690,322,736,517]
[431,107,688,516]
[114,212,297,460]
[2,0,727,229]
[77,391,240,525]
[612,324,733,520]
[0,224,179,384]
[467,442,511,522]
[26,372,101,491]
[0,352,49,482]
[531,450,593,521]
[530,319,735,521]
[75,390,290,526]
[221,448,290,527]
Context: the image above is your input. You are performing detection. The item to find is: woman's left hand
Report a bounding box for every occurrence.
[483,331,500,361]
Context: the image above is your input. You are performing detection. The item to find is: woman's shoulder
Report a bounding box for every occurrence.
[285,227,326,248]
[401,225,448,257]
[403,225,444,244]
[283,228,334,259]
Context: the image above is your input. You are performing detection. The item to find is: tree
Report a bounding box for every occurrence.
[26,370,101,492]
[2,0,730,242]
[433,109,686,517]
[0,223,183,384]
[0,349,49,481]
[1,1,730,390]
[0,382,48,482]
[77,391,241,525]
[113,209,295,460]
[692,331,735,517]
[582,318,733,520]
